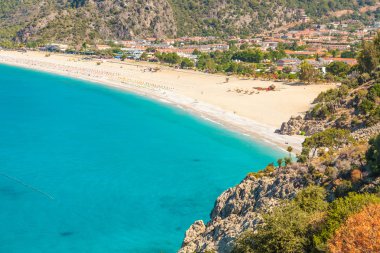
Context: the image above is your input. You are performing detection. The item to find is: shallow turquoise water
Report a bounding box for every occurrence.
[0,64,283,252]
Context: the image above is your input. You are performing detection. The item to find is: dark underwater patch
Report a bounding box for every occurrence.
[60,231,74,237]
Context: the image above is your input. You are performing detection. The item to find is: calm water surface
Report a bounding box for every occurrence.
[0,64,284,252]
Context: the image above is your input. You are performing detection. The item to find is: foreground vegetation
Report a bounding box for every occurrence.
[233,187,380,253]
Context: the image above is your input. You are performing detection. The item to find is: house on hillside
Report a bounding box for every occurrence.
[260,41,279,50]
[285,50,319,58]
[322,57,357,66]
[277,58,301,67]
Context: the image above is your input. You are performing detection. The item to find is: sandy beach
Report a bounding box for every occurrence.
[0,50,335,152]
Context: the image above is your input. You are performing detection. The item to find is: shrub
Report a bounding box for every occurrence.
[299,61,320,84]
[309,104,331,119]
[366,106,380,126]
[314,85,349,103]
[334,179,352,197]
[366,134,380,175]
[357,32,380,74]
[325,167,338,180]
[328,204,380,253]
[313,193,380,252]
[297,154,308,163]
[264,163,275,173]
[294,186,328,213]
[284,156,292,165]
[277,158,283,167]
[302,128,353,158]
[326,61,350,77]
[350,169,362,183]
[180,58,195,69]
[358,98,375,115]
[367,83,380,101]
[233,186,328,253]
[247,171,265,179]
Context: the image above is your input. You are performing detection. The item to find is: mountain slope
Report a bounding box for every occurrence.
[13,0,177,44]
[0,0,378,43]
[169,0,374,36]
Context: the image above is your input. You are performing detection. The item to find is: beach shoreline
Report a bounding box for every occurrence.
[0,51,335,153]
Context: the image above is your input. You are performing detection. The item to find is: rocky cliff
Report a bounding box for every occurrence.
[179,165,312,252]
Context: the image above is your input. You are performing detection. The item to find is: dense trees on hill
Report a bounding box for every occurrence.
[326,61,350,77]
[299,61,321,84]
[358,33,380,73]
[232,49,264,63]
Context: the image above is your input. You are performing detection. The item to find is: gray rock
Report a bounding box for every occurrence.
[178,165,311,253]
[351,123,380,141]
[276,115,326,136]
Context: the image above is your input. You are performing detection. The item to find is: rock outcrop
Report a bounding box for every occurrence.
[352,123,380,141]
[179,165,312,253]
[276,116,325,136]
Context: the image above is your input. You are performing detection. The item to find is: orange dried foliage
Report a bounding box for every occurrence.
[350,169,362,183]
[328,204,380,253]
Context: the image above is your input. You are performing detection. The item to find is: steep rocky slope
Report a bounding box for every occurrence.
[179,165,312,252]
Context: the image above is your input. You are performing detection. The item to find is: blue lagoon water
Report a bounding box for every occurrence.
[0,64,283,252]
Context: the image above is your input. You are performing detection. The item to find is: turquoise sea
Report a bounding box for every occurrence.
[0,64,283,252]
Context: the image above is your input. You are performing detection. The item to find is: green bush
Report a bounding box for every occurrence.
[359,98,376,115]
[334,179,352,197]
[366,134,380,175]
[294,186,328,213]
[367,83,380,101]
[309,104,331,119]
[264,163,275,173]
[326,62,350,77]
[302,128,353,158]
[180,58,195,69]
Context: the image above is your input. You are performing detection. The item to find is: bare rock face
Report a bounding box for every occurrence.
[179,165,311,253]
[182,221,206,246]
[276,116,325,136]
[352,123,380,141]
[276,115,304,135]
